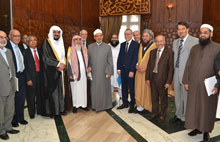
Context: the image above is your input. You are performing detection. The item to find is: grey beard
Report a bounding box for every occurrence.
[0,42,7,47]
[75,44,81,51]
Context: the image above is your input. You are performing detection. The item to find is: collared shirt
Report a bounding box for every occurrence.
[23,43,28,49]
[181,34,189,47]
[157,47,165,58]
[96,42,102,46]
[0,47,12,78]
[10,40,25,72]
[125,39,132,51]
[30,47,39,61]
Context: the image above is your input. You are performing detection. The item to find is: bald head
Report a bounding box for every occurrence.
[0,31,8,48]
[80,29,88,41]
[9,29,21,45]
[155,35,165,49]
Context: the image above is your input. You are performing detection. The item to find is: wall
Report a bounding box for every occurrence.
[0,0,11,34]
[12,0,100,47]
[142,0,203,47]
[203,0,220,43]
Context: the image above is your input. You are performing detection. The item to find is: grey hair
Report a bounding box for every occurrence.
[27,35,37,42]
[143,29,154,39]
[133,30,140,34]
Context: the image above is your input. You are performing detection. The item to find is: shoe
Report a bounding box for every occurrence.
[203,132,210,142]
[81,107,89,111]
[158,116,165,123]
[72,107,77,113]
[12,122,19,127]
[128,107,134,113]
[6,129,20,134]
[117,104,129,109]
[0,133,9,140]
[147,114,158,120]
[60,111,67,116]
[188,129,202,136]
[169,115,182,123]
[30,115,35,119]
[18,120,28,125]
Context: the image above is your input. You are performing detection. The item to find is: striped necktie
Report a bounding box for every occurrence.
[153,49,161,73]
[175,40,184,68]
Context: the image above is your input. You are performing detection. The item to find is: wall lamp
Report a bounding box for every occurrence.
[167,3,174,22]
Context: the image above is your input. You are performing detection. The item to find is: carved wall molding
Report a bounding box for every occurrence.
[100,0,151,16]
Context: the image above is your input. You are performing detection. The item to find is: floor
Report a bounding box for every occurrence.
[1,92,220,142]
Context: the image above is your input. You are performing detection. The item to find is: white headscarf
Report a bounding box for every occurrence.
[48,25,65,64]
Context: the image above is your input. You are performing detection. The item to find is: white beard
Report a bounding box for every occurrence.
[75,44,81,51]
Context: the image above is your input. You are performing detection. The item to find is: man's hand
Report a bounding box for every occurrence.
[106,74,111,78]
[88,67,92,72]
[212,87,218,95]
[58,63,66,71]
[164,84,170,89]
[129,72,134,78]
[117,71,121,75]
[146,80,150,85]
[184,84,189,91]
[69,76,73,80]
[27,80,33,86]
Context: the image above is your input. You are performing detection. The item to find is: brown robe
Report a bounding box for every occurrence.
[135,42,157,111]
[182,41,220,132]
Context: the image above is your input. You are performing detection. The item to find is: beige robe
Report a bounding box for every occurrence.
[183,42,220,132]
[135,42,157,111]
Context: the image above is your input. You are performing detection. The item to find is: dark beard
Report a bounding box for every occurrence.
[199,37,211,47]
[142,41,151,48]
[110,40,119,47]
[54,37,59,41]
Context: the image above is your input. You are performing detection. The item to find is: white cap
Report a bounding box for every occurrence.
[200,24,214,32]
[93,29,102,36]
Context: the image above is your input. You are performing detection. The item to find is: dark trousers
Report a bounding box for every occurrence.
[26,72,40,117]
[121,68,135,108]
[151,73,168,117]
[12,72,26,123]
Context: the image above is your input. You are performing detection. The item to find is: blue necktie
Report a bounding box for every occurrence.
[175,40,184,68]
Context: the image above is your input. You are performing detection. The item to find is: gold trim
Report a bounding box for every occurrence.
[47,38,60,62]
[66,46,72,68]
[139,42,156,65]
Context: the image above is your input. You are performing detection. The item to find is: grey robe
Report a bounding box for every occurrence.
[88,42,113,111]
[182,41,220,132]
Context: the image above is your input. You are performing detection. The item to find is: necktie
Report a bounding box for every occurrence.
[34,49,40,72]
[125,42,129,53]
[16,46,24,72]
[153,49,161,73]
[175,40,184,68]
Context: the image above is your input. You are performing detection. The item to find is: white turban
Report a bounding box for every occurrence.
[200,24,214,32]
[93,29,102,36]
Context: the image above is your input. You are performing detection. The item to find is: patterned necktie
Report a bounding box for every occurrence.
[125,42,129,53]
[34,49,40,72]
[15,46,24,72]
[153,49,161,73]
[175,40,184,68]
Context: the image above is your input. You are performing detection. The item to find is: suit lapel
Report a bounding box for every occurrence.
[181,36,190,52]
[0,52,8,66]
[158,48,167,63]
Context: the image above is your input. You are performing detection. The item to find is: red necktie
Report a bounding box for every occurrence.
[34,49,40,72]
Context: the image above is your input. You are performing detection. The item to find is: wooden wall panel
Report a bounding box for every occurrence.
[12,0,100,47]
[203,0,220,43]
[0,0,11,34]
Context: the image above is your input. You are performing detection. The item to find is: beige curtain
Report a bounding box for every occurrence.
[100,16,122,43]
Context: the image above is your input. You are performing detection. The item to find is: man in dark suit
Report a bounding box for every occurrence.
[146,35,174,123]
[24,35,41,119]
[117,29,139,113]
[6,29,28,127]
[19,34,28,51]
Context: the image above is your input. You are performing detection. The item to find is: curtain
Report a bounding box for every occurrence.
[100,16,122,43]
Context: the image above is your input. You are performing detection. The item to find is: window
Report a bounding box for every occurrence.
[119,15,141,42]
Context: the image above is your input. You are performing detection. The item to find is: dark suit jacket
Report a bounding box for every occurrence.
[117,40,139,72]
[6,40,26,72]
[146,47,174,85]
[19,43,28,51]
[24,47,42,84]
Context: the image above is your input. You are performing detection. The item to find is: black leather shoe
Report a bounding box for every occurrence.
[61,111,67,116]
[117,104,129,109]
[30,115,35,119]
[72,107,77,113]
[6,129,20,134]
[12,122,19,127]
[128,107,134,113]
[0,133,9,140]
[81,107,89,111]
[169,115,182,123]
[18,120,28,125]
[188,129,202,136]
[203,132,210,142]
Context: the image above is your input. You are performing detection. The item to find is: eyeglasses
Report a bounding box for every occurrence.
[12,35,21,38]
[0,36,8,40]
[74,38,81,41]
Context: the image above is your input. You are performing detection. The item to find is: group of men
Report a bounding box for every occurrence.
[1,21,220,142]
